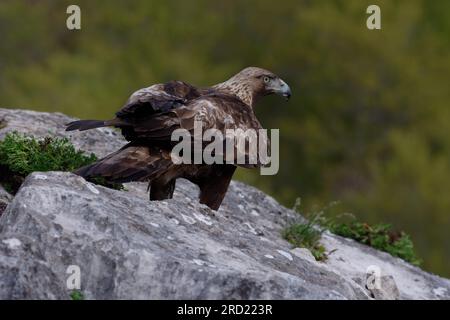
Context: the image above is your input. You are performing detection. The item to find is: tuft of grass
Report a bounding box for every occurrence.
[282,199,328,261]
[282,222,327,261]
[283,199,422,265]
[70,290,85,300]
[0,132,123,192]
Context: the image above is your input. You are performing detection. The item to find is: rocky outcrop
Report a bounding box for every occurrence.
[0,185,11,217]
[0,108,449,300]
[0,108,126,158]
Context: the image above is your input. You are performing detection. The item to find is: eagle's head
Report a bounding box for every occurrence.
[215,67,292,107]
[237,67,291,100]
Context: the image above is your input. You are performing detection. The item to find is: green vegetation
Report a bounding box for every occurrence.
[0,132,122,192]
[70,290,85,300]
[282,218,327,261]
[284,200,421,265]
[282,198,328,261]
[0,132,96,176]
[327,218,421,266]
[0,0,448,276]
[283,222,326,261]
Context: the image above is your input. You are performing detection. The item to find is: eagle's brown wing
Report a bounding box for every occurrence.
[65,80,201,136]
[71,86,267,186]
[112,81,203,141]
[75,142,173,183]
[115,81,201,118]
[116,92,267,167]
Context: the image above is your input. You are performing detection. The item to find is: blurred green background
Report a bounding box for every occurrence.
[0,0,449,276]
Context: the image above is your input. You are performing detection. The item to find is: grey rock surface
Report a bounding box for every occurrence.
[0,172,368,299]
[0,108,449,300]
[0,108,125,158]
[0,185,12,208]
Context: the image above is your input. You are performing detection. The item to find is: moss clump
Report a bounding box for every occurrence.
[0,132,96,175]
[283,199,421,265]
[70,290,85,300]
[0,132,122,192]
[327,218,421,266]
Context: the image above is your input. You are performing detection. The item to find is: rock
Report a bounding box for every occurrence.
[0,107,449,300]
[0,172,368,300]
[0,184,12,203]
[291,248,317,264]
[369,275,400,300]
[0,185,12,217]
[0,108,125,158]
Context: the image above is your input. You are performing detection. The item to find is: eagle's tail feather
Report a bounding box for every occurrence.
[66,120,107,131]
[74,144,173,184]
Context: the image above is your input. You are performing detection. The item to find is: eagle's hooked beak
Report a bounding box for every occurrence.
[274,78,291,101]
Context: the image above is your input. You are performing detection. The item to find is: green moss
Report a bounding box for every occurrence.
[70,290,85,300]
[327,217,422,266]
[0,132,96,175]
[283,199,422,265]
[0,132,123,192]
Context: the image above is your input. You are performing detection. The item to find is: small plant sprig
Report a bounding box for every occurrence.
[70,290,85,300]
[282,222,327,261]
[282,198,328,261]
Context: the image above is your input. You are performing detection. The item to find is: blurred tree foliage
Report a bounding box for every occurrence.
[0,0,449,276]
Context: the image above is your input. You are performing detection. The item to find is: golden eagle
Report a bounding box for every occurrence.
[66,67,291,210]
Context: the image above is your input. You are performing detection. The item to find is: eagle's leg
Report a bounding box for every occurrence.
[149,178,176,200]
[198,165,237,210]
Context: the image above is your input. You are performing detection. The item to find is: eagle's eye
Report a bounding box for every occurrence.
[263,76,270,84]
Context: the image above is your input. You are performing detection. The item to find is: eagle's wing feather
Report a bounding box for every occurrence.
[116,85,184,118]
[65,81,199,133]
[71,84,268,185]
[116,81,201,118]
[118,93,267,167]
[113,81,203,141]
[75,143,173,183]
